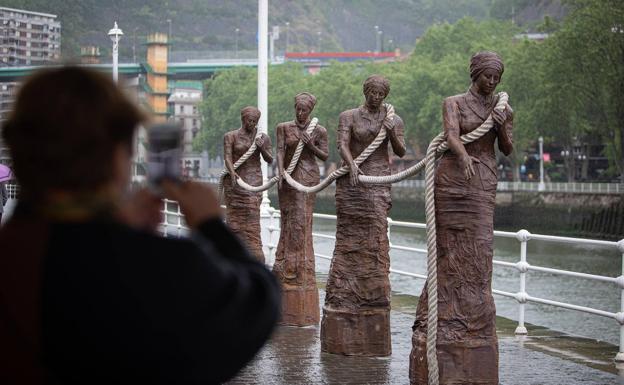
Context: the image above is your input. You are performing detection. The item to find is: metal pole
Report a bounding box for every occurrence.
[374,25,379,53]
[538,136,545,191]
[235,28,240,58]
[167,19,172,50]
[132,27,137,63]
[112,35,119,83]
[317,31,321,52]
[258,0,270,213]
[285,21,290,53]
[515,229,530,335]
[616,239,624,362]
[108,22,123,84]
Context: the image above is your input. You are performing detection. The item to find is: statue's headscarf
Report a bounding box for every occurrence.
[469,51,504,82]
[363,75,390,98]
[240,106,261,121]
[294,92,316,110]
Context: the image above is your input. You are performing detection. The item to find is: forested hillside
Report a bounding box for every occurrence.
[2,0,564,61]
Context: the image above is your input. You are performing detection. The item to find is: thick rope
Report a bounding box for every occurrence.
[282,103,395,193]
[217,118,319,200]
[424,133,445,385]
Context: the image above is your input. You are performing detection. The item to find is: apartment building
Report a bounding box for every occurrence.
[0,6,61,67]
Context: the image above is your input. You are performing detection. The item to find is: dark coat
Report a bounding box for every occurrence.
[0,207,280,385]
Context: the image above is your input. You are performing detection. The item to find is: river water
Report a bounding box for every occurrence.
[298,199,622,347]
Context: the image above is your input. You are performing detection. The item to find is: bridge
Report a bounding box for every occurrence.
[0,60,258,82]
[0,50,401,82]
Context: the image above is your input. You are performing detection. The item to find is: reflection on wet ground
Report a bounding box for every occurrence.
[228,289,623,385]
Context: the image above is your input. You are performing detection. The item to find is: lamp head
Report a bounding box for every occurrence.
[108,22,124,42]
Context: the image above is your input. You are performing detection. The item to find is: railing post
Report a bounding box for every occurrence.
[387,217,393,250]
[162,200,169,237]
[514,229,531,335]
[260,205,271,265]
[176,201,182,237]
[616,239,624,362]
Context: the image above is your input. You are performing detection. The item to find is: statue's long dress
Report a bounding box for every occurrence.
[223,131,271,263]
[273,121,328,326]
[321,106,404,356]
[410,90,509,384]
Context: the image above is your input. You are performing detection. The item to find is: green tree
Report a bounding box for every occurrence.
[535,0,624,181]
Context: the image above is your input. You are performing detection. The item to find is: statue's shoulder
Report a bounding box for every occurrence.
[391,113,404,127]
[314,123,328,135]
[223,129,237,140]
[338,108,359,123]
[443,93,465,106]
[276,121,292,130]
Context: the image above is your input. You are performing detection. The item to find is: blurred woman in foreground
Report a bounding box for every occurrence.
[0,67,280,385]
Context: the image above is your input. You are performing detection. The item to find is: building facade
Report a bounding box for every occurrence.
[0,81,17,164]
[0,7,61,67]
[168,81,207,178]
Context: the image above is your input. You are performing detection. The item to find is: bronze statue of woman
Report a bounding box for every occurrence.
[410,51,513,385]
[223,106,273,263]
[273,92,328,326]
[321,75,406,356]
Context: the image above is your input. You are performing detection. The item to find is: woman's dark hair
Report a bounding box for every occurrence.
[2,66,144,200]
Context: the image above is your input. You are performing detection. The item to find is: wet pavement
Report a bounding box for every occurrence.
[228,289,624,385]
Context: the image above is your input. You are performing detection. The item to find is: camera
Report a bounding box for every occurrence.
[146,122,183,188]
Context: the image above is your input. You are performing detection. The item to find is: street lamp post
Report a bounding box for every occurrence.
[538,136,545,191]
[235,28,240,58]
[258,0,270,212]
[374,25,379,53]
[108,22,123,83]
[317,31,322,52]
[132,27,138,63]
[167,19,172,48]
[378,30,383,52]
[285,21,290,53]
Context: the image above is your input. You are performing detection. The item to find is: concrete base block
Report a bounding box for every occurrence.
[320,306,391,357]
[279,285,320,327]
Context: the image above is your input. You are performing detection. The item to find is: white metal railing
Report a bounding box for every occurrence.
[159,202,624,361]
[259,207,624,362]
[159,199,187,238]
[5,183,19,199]
[496,181,623,194]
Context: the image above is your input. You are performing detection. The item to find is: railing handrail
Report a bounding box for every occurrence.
[195,176,623,194]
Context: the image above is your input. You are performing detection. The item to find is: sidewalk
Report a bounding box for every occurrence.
[228,289,624,385]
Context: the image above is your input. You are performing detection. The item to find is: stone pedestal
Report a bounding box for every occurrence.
[320,306,391,356]
[279,285,320,326]
[409,332,499,385]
